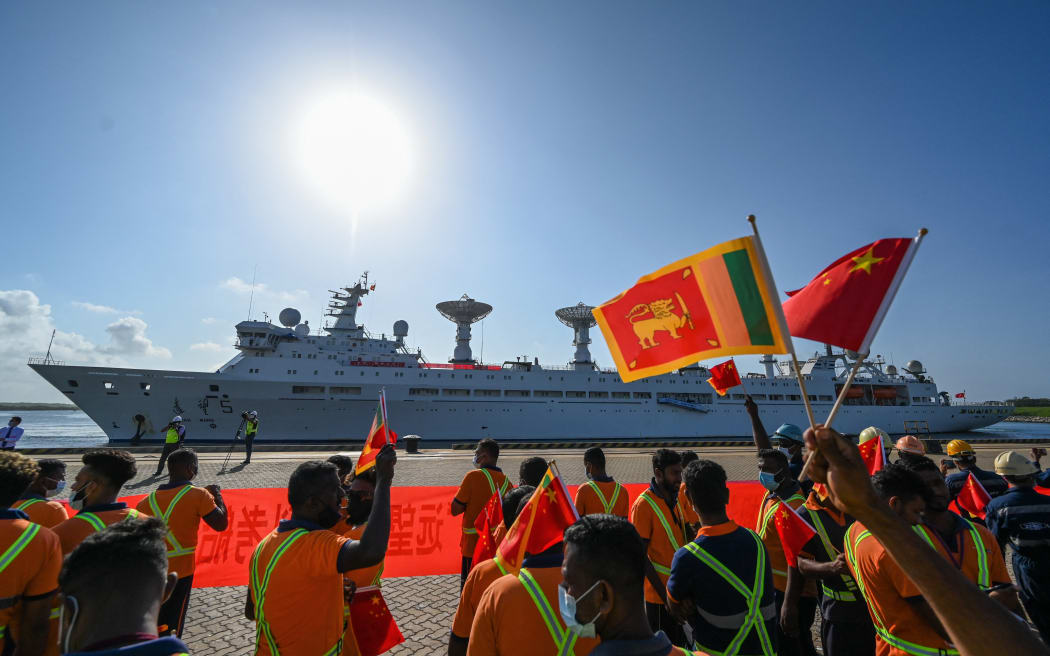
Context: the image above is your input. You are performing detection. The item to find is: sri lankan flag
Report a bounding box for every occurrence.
[495,462,577,574]
[593,236,791,382]
[355,391,398,475]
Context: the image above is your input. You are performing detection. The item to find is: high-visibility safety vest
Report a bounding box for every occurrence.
[804,507,860,602]
[517,567,581,656]
[638,490,686,576]
[912,522,990,590]
[246,421,258,438]
[755,492,805,579]
[463,469,510,535]
[250,529,342,656]
[74,508,140,532]
[165,427,182,444]
[583,481,624,515]
[147,485,198,559]
[14,498,44,512]
[0,523,42,643]
[845,529,960,656]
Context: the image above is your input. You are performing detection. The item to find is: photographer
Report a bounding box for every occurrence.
[242,410,259,464]
[153,416,186,476]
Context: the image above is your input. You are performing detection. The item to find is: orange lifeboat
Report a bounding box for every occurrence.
[873,388,898,400]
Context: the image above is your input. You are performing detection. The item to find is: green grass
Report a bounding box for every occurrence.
[1011,406,1050,417]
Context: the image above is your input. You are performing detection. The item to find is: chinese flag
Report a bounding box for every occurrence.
[471,492,504,568]
[348,587,404,656]
[858,436,885,475]
[773,500,817,568]
[355,394,398,476]
[955,392,966,399]
[707,359,742,396]
[783,235,924,353]
[496,464,578,573]
[956,472,992,520]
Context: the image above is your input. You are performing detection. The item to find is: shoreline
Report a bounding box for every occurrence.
[1004,416,1050,423]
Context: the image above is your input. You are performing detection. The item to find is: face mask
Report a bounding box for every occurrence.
[60,594,79,654]
[777,447,792,459]
[558,581,601,638]
[69,482,94,511]
[317,502,343,530]
[758,471,781,492]
[472,454,480,467]
[585,471,593,481]
[46,480,66,498]
[347,494,373,525]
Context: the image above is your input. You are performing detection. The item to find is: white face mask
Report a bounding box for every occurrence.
[69,481,94,511]
[45,480,66,498]
[558,581,601,638]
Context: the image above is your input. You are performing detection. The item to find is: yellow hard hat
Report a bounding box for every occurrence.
[946,439,975,457]
[895,435,926,456]
[859,426,889,444]
[994,450,1039,476]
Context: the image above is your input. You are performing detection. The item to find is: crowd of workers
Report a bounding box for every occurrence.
[1,397,1049,655]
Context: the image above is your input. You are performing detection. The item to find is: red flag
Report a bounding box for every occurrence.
[471,492,504,567]
[858,435,885,475]
[707,359,742,396]
[783,235,924,353]
[355,392,398,476]
[773,499,817,568]
[496,463,578,573]
[955,392,966,399]
[956,472,991,520]
[348,587,404,656]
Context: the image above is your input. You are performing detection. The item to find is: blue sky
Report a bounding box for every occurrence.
[1,2,1047,402]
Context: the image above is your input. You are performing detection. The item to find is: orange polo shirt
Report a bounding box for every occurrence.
[52,504,140,555]
[455,467,509,557]
[914,517,1010,588]
[846,522,951,656]
[755,490,816,596]
[467,557,599,656]
[13,496,68,529]
[574,479,630,518]
[453,557,508,639]
[249,522,350,656]
[678,483,699,530]
[136,483,217,579]
[0,513,62,652]
[631,486,687,605]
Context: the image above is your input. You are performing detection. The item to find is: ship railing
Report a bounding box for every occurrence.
[27,356,64,366]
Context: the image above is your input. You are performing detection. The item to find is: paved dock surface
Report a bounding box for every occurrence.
[41,442,1040,654]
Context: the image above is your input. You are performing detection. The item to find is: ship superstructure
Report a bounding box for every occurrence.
[29,274,1012,443]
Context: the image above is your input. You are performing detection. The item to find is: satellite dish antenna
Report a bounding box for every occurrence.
[436,295,492,363]
[279,308,301,328]
[555,302,597,367]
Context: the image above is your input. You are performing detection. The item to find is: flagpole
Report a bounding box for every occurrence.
[748,215,817,430]
[550,460,580,520]
[823,352,868,429]
[379,387,392,444]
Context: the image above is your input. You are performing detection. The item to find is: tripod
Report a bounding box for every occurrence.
[220,417,247,474]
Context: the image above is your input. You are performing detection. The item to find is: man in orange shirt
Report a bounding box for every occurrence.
[678,451,700,537]
[15,458,69,528]
[630,448,687,647]
[52,449,140,555]
[0,452,63,656]
[451,439,509,587]
[467,539,599,656]
[846,463,955,656]
[136,448,229,638]
[903,456,1018,609]
[574,447,629,518]
[562,514,699,656]
[449,485,534,656]
[245,444,396,656]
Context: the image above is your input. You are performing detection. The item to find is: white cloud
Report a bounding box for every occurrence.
[0,289,171,401]
[72,301,142,315]
[201,317,219,325]
[189,341,223,352]
[220,277,308,303]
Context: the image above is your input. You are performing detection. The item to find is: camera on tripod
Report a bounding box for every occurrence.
[241,411,251,420]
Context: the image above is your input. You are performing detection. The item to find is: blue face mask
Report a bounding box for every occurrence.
[558,582,601,638]
[758,471,780,492]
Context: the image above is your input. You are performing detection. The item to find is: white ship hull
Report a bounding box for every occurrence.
[29,362,1011,443]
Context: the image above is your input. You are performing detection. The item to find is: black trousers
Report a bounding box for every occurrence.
[244,433,255,462]
[155,442,181,474]
[773,590,818,656]
[158,574,194,637]
[645,601,688,647]
[822,618,876,656]
[1015,555,1050,645]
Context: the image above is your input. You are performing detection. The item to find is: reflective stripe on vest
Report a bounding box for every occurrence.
[912,522,990,590]
[804,507,859,596]
[148,485,198,558]
[683,529,775,656]
[639,490,685,575]
[0,523,40,576]
[14,499,44,512]
[584,481,623,515]
[845,529,960,656]
[517,567,579,656]
[74,509,140,532]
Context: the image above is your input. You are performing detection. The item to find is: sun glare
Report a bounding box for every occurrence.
[292,89,414,213]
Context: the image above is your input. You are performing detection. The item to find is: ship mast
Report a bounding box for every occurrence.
[325,272,372,337]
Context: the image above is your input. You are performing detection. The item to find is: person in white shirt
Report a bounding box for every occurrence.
[0,417,24,450]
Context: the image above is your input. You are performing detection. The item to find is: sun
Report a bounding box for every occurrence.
[292,89,414,213]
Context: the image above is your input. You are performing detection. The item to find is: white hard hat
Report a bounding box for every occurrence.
[172,416,182,423]
[994,450,1039,476]
[249,411,258,417]
[859,426,889,444]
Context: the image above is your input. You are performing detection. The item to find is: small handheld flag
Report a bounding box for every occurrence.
[955,472,991,520]
[355,390,398,476]
[858,435,886,476]
[348,586,404,656]
[496,462,578,573]
[707,359,742,396]
[471,492,504,567]
[773,500,817,568]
